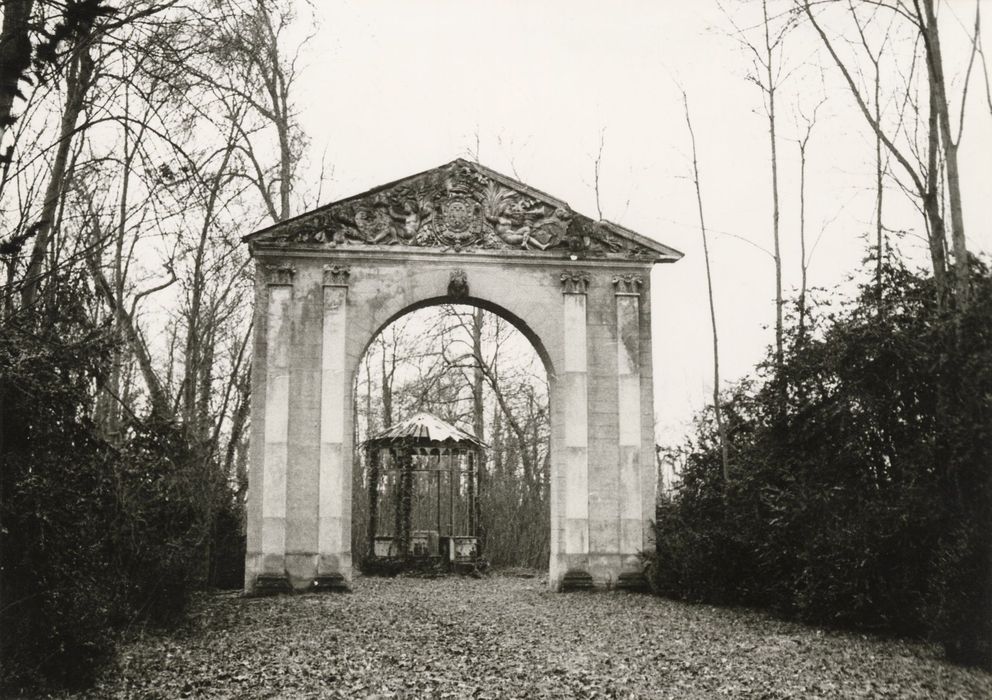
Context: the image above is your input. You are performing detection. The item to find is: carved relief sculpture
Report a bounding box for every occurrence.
[248,159,677,261]
[447,269,469,298]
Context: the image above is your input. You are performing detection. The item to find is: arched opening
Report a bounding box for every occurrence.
[244,159,678,593]
[351,302,552,574]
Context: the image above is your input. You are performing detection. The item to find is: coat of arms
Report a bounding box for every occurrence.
[434,195,483,245]
[429,163,485,247]
[354,207,393,244]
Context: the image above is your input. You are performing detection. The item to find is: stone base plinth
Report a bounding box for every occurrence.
[250,574,292,596]
[560,569,594,591]
[616,571,649,592]
[312,573,350,592]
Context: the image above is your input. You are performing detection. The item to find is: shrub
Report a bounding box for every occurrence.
[0,274,225,690]
[649,254,992,668]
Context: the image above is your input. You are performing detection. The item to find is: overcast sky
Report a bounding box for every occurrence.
[294,0,992,443]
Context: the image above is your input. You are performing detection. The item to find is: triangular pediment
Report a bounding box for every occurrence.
[244,159,683,263]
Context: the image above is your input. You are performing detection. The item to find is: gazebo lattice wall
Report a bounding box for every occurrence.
[364,413,487,565]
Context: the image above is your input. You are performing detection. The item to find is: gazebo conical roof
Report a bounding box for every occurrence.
[364,412,488,451]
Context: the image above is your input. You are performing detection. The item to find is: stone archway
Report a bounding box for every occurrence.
[242,159,682,593]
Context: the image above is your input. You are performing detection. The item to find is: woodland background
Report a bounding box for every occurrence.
[0,0,989,691]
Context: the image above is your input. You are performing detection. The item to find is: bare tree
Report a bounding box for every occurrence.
[6,1,180,311]
[973,3,992,118]
[847,0,893,301]
[801,0,973,306]
[0,0,115,150]
[794,96,826,341]
[918,0,969,302]
[20,33,95,309]
[190,0,309,224]
[723,0,795,373]
[761,0,786,372]
[682,89,729,483]
[0,0,35,150]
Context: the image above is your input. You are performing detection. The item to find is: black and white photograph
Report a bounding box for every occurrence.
[1,0,990,697]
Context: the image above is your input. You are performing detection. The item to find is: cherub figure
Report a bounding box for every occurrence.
[389,197,433,243]
[487,209,533,248]
[487,202,572,250]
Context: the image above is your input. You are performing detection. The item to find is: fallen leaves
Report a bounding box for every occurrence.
[63,575,992,699]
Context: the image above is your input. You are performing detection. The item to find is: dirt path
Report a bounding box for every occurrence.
[77,575,990,699]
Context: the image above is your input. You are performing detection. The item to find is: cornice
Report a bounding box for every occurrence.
[250,246,660,270]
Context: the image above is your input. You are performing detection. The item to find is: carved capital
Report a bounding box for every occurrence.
[447,269,469,298]
[323,264,351,287]
[262,263,295,286]
[613,274,642,296]
[560,271,590,294]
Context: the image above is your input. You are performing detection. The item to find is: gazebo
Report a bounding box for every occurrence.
[363,412,488,567]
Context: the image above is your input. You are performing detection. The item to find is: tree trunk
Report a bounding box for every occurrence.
[919,0,969,303]
[874,71,884,304]
[683,90,730,483]
[21,41,93,308]
[762,0,784,373]
[798,137,809,343]
[0,0,34,147]
[926,80,951,308]
[471,308,485,544]
[796,99,823,345]
[803,0,950,308]
[86,255,172,419]
[254,1,293,221]
[222,365,251,483]
[183,127,239,438]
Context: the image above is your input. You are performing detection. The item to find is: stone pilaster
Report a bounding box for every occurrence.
[614,274,643,572]
[261,264,294,578]
[317,265,351,587]
[558,271,591,588]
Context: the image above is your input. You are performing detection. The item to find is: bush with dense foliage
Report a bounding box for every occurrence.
[0,274,240,691]
[649,254,992,668]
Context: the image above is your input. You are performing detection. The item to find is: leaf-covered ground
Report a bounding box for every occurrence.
[73,574,990,699]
